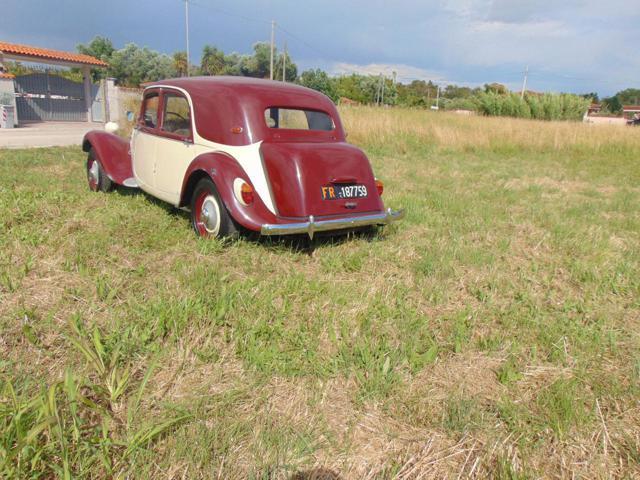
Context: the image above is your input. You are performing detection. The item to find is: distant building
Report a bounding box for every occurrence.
[587,103,640,119]
[623,105,640,118]
[588,103,602,116]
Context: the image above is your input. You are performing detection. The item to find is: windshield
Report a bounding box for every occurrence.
[264,107,334,131]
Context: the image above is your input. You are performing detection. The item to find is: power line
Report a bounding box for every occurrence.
[275,25,330,59]
[189,0,269,25]
[181,1,628,91]
[182,1,367,77]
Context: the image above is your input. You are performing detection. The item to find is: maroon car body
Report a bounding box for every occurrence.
[82,76,404,238]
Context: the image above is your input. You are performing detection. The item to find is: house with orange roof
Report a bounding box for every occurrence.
[0,41,107,126]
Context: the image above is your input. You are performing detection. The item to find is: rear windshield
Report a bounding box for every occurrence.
[264,107,334,131]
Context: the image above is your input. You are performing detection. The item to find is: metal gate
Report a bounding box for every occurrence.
[15,72,87,122]
[91,82,104,123]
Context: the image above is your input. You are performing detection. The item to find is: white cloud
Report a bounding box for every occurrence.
[417,0,639,93]
[330,62,451,83]
[486,0,585,23]
[470,19,571,37]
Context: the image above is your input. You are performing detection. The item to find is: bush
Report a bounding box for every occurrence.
[443,97,478,111]
[476,92,589,121]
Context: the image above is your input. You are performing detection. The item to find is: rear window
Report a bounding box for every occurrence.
[264,107,334,131]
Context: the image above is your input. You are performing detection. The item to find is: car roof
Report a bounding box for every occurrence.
[147,76,321,99]
[144,76,344,146]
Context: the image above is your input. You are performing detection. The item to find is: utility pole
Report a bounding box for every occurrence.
[521,66,529,99]
[185,0,190,77]
[381,75,385,106]
[270,20,276,80]
[392,71,397,86]
[282,41,287,82]
[436,85,440,109]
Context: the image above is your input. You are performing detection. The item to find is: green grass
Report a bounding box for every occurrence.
[1,110,639,478]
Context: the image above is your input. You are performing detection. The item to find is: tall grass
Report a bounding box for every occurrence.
[339,105,640,155]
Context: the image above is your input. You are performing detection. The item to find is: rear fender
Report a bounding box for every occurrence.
[180,152,276,232]
[82,131,132,185]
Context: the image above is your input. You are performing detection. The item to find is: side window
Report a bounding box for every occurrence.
[141,93,159,128]
[162,94,192,138]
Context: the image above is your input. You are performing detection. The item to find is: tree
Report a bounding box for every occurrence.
[396,80,438,107]
[173,51,188,77]
[273,51,298,83]
[333,74,371,103]
[108,43,177,87]
[614,88,640,105]
[602,95,623,114]
[242,42,272,78]
[443,85,474,99]
[220,52,243,76]
[299,69,337,101]
[200,45,226,76]
[77,36,115,81]
[484,83,508,95]
[77,36,115,62]
[580,92,599,103]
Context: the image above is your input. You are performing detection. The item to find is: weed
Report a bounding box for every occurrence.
[0,317,190,478]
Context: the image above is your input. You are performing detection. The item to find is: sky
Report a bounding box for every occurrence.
[1,0,638,96]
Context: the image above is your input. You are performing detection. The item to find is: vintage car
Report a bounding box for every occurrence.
[82,77,404,238]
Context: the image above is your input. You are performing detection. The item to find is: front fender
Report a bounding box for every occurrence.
[82,131,132,185]
[180,152,277,232]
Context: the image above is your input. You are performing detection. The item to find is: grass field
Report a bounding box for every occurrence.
[1,108,639,479]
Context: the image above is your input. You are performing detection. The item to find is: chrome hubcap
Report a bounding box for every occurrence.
[200,195,220,235]
[89,160,99,185]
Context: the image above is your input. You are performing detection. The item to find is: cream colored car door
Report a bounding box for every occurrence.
[132,90,160,192]
[153,91,196,205]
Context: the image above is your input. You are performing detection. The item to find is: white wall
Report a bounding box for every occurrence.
[105,78,141,124]
[0,77,18,126]
[584,116,627,126]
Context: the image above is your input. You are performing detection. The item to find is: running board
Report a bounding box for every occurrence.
[122,177,139,188]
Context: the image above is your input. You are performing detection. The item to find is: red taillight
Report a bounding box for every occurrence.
[240,182,254,205]
[375,179,384,196]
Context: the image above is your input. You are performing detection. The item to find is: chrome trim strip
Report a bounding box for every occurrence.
[260,208,405,239]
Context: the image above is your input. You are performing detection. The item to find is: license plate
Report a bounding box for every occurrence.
[321,184,368,200]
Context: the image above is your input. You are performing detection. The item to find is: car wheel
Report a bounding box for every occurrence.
[87,149,113,193]
[190,178,238,238]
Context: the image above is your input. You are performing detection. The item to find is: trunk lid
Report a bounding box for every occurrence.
[260,141,384,218]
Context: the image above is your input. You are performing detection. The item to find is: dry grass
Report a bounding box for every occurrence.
[341,106,640,154]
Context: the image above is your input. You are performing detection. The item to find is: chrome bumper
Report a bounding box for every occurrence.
[260,208,405,239]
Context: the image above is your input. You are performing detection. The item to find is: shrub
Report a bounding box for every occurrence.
[476,92,589,121]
